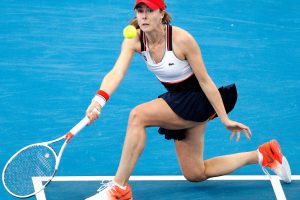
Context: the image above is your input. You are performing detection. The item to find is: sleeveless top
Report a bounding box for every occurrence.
[140,25,199,91]
[139,25,238,140]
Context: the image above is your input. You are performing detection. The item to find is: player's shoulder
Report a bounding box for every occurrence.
[172,26,196,47]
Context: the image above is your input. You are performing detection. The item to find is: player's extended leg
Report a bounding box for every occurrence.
[175,125,292,183]
[174,123,258,181]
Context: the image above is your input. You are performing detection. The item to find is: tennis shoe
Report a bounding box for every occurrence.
[85,181,132,200]
[258,139,291,183]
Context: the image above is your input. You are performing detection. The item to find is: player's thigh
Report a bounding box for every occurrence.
[174,123,207,181]
[130,98,199,130]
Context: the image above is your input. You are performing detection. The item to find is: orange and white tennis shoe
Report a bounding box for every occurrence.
[258,139,291,183]
[85,181,133,200]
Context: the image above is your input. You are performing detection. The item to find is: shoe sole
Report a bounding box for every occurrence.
[269,140,292,183]
[273,156,292,183]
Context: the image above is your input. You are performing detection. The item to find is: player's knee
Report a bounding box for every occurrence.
[128,106,146,127]
[183,170,207,182]
[184,173,207,182]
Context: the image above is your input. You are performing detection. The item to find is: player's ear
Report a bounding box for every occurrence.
[160,10,165,23]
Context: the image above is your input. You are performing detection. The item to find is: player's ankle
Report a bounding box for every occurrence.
[113,178,127,189]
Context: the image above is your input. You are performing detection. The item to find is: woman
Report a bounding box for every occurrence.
[85,0,291,199]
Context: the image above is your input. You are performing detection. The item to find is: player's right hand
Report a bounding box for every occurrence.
[86,101,101,125]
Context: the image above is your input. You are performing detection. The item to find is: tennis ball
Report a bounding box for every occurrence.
[123,25,137,39]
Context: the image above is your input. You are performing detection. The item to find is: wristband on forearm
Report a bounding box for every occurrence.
[92,90,110,108]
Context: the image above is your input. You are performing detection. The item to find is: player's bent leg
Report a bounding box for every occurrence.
[175,124,208,182]
[175,126,291,183]
[175,124,259,182]
[203,151,258,178]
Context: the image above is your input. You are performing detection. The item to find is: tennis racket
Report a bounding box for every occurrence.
[2,116,90,198]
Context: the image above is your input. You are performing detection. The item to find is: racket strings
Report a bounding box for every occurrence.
[3,145,56,197]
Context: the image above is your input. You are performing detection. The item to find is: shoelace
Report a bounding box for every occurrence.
[97,180,117,194]
[262,167,272,180]
[259,148,275,180]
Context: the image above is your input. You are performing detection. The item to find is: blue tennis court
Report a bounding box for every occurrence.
[0,0,299,199]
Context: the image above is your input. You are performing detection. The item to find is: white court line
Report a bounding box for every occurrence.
[32,177,46,200]
[37,175,300,181]
[270,176,286,200]
[34,175,300,200]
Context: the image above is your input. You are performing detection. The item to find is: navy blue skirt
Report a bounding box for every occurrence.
[158,76,237,140]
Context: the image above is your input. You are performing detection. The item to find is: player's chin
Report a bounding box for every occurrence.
[140,24,153,32]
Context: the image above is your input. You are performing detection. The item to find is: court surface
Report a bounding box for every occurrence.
[0,0,299,199]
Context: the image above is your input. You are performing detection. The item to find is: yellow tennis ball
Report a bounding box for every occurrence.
[123,25,137,39]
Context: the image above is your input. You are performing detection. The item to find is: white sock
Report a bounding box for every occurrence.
[257,150,263,165]
[112,181,127,190]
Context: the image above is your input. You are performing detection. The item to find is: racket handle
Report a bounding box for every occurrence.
[66,108,98,142]
[69,116,90,136]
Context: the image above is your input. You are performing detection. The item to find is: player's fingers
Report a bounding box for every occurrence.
[239,124,251,136]
[230,132,235,140]
[87,114,94,125]
[242,129,251,140]
[92,107,100,120]
[247,127,252,136]
[86,106,99,125]
[93,108,100,119]
[86,108,93,121]
[236,132,240,142]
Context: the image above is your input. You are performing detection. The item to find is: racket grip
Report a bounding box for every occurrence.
[69,116,90,136]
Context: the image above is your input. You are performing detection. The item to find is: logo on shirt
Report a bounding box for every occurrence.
[143,55,147,61]
[168,63,174,66]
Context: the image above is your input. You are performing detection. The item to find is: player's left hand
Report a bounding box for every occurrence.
[223,119,252,141]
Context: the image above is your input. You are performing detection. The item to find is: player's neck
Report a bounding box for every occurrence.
[145,24,165,46]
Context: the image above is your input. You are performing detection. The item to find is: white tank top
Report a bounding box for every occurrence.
[140,25,194,84]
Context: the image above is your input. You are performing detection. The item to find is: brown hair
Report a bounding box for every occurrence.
[129,11,172,29]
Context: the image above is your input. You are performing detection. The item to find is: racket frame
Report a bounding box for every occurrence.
[2,116,90,198]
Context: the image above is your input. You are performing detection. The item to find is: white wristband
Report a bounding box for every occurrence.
[92,95,106,108]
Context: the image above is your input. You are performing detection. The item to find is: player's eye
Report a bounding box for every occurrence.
[146,8,154,13]
[136,8,144,13]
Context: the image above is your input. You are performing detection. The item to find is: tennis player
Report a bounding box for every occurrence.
[85,0,291,199]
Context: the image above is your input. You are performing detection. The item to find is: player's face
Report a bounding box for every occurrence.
[135,4,164,32]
